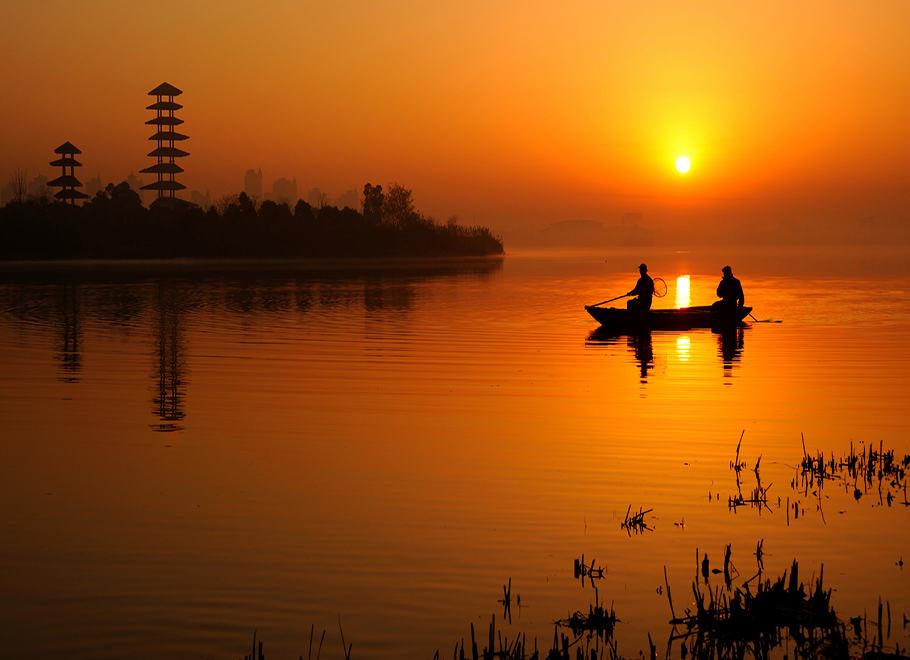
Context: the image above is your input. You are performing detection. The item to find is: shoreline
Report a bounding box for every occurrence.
[0,254,506,274]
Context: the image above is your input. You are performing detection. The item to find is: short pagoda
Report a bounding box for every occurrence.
[140,82,188,207]
[48,142,89,204]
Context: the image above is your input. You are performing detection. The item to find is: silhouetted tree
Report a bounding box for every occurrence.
[10,168,28,204]
[259,199,293,223]
[309,188,329,209]
[84,182,144,215]
[294,198,314,220]
[237,192,256,216]
[382,182,419,228]
[362,183,383,224]
[0,180,504,259]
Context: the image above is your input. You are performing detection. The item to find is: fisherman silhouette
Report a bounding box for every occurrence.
[626,263,654,310]
[713,265,745,308]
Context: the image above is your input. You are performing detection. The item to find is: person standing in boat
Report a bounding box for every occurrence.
[713,265,745,308]
[626,263,654,310]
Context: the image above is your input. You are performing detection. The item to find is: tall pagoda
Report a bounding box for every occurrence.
[48,142,89,204]
[140,82,188,206]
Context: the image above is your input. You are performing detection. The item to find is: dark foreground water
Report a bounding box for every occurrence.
[1,246,908,659]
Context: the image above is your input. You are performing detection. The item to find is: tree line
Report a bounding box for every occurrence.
[0,182,504,259]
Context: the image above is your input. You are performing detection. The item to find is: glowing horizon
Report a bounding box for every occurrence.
[2,1,910,235]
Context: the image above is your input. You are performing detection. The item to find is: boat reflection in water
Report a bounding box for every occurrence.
[587,327,655,382]
[586,323,748,381]
[717,324,746,376]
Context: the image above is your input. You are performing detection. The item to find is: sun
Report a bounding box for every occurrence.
[676,156,691,173]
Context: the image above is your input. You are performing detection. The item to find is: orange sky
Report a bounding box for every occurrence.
[2,1,910,234]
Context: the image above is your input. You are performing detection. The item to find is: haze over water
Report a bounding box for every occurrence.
[1,246,908,659]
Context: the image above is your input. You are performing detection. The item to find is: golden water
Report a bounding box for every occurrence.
[1,246,908,659]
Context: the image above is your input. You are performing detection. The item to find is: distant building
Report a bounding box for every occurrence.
[191,189,212,209]
[140,82,189,207]
[85,174,104,199]
[125,171,146,203]
[622,212,642,227]
[48,143,89,205]
[244,168,263,199]
[336,189,358,210]
[28,174,52,199]
[308,187,328,209]
[539,220,605,246]
[271,177,297,205]
[0,181,14,206]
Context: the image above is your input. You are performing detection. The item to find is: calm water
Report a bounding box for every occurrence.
[1,246,909,659]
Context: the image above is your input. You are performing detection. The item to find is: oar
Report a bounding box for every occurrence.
[591,294,629,307]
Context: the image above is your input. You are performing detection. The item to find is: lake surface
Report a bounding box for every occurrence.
[1,246,909,660]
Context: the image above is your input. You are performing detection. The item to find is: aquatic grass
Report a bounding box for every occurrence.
[795,438,910,508]
[238,547,910,660]
[728,434,910,521]
[728,431,772,514]
[620,505,654,535]
[499,579,516,624]
[668,559,846,660]
[236,434,910,660]
[449,614,532,660]
[556,588,618,641]
[574,555,606,588]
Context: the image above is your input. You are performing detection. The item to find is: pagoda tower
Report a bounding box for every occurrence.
[140,82,188,206]
[48,142,89,204]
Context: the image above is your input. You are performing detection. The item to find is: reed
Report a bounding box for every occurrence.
[620,505,654,535]
[555,587,618,641]
[574,555,606,588]
[668,558,846,660]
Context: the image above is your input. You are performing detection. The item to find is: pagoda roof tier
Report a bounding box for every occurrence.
[146,116,184,126]
[149,82,183,97]
[50,157,83,167]
[49,174,83,187]
[149,131,189,141]
[54,189,90,200]
[148,146,190,158]
[141,180,187,191]
[54,141,82,155]
[147,101,183,111]
[140,163,185,174]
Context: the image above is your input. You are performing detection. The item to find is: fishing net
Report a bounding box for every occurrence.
[652,277,667,298]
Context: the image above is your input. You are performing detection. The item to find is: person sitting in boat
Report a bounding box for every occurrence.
[713,265,745,308]
[626,263,654,310]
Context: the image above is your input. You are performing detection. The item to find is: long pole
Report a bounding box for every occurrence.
[591,294,629,307]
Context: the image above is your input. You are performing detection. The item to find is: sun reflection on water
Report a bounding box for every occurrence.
[676,335,691,361]
[675,275,690,308]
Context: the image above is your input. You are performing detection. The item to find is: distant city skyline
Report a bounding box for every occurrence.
[2,165,360,213]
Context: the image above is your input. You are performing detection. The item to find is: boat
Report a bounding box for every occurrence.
[585,304,752,330]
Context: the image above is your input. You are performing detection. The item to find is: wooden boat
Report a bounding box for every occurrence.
[585,304,752,330]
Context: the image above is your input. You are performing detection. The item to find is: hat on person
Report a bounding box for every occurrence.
[722,265,732,273]
[639,263,648,271]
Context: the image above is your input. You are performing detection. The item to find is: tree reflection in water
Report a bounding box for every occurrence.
[55,282,82,383]
[150,281,187,432]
